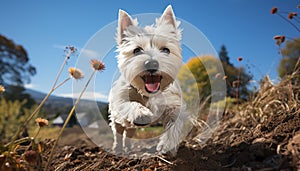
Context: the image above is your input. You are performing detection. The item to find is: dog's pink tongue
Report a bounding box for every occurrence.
[145,82,160,93]
[144,75,161,93]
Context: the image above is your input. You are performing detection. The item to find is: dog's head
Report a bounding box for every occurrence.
[116,5,182,97]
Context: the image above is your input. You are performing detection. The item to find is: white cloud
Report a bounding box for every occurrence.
[24,84,39,89]
[52,44,66,50]
[58,91,108,102]
[52,44,100,58]
[80,48,100,58]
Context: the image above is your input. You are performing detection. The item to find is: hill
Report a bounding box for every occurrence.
[24,89,108,117]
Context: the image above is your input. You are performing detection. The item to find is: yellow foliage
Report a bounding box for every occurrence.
[178,55,223,104]
[0,98,38,143]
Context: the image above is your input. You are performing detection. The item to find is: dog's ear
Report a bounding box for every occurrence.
[117,9,134,45]
[160,5,177,28]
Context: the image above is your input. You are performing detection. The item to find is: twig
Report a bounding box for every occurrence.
[9,49,75,152]
[45,70,96,170]
[155,155,174,165]
[276,13,300,32]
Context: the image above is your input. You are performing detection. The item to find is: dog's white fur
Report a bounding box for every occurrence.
[108,5,188,155]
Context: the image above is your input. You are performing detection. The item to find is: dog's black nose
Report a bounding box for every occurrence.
[144,59,159,73]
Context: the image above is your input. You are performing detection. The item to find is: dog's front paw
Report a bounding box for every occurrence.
[133,105,153,126]
[127,102,153,125]
[133,115,151,126]
[139,105,154,117]
[156,143,178,157]
[156,140,170,154]
[156,136,178,156]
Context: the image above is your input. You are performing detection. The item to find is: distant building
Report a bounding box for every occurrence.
[76,112,89,127]
[52,112,91,127]
[52,116,64,127]
[88,121,99,129]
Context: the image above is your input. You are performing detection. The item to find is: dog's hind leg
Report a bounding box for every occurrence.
[157,108,189,156]
[111,122,125,154]
[123,128,136,153]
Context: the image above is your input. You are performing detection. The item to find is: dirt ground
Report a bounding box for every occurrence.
[2,76,299,170]
[43,76,300,170]
[41,106,300,171]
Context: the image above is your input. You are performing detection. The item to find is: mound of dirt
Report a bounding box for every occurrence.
[42,76,300,170]
[2,75,299,170]
[175,111,300,170]
[42,108,299,171]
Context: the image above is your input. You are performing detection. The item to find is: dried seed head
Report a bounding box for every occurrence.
[64,46,77,59]
[90,59,105,71]
[232,80,240,87]
[35,118,48,127]
[237,57,243,62]
[23,150,38,165]
[273,35,285,45]
[288,12,297,19]
[0,85,5,93]
[68,67,84,80]
[271,7,278,14]
[65,46,77,54]
[280,36,285,42]
[273,35,281,40]
[215,73,221,78]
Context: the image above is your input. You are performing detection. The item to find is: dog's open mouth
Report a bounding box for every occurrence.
[142,74,162,93]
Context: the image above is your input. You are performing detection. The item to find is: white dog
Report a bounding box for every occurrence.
[108,5,188,156]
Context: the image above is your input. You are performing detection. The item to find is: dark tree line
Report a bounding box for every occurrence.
[0,34,36,108]
[219,45,253,100]
[0,34,36,86]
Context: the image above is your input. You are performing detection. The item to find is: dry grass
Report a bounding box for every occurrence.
[189,58,300,145]
[28,126,60,140]
[239,60,300,124]
[134,126,164,139]
[0,46,105,170]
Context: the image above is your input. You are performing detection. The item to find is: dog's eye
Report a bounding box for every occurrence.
[161,47,170,54]
[133,47,143,55]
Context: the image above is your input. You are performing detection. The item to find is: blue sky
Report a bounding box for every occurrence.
[0,0,299,102]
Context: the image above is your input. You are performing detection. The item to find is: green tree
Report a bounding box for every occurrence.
[0,34,36,86]
[0,98,37,143]
[100,104,109,123]
[3,85,36,108]
[178,55,221,103]
[179,45,252,105]
[218,45,252,99]
[0,34,37,108]
[277,38,300,78]
[219,45,231,64]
